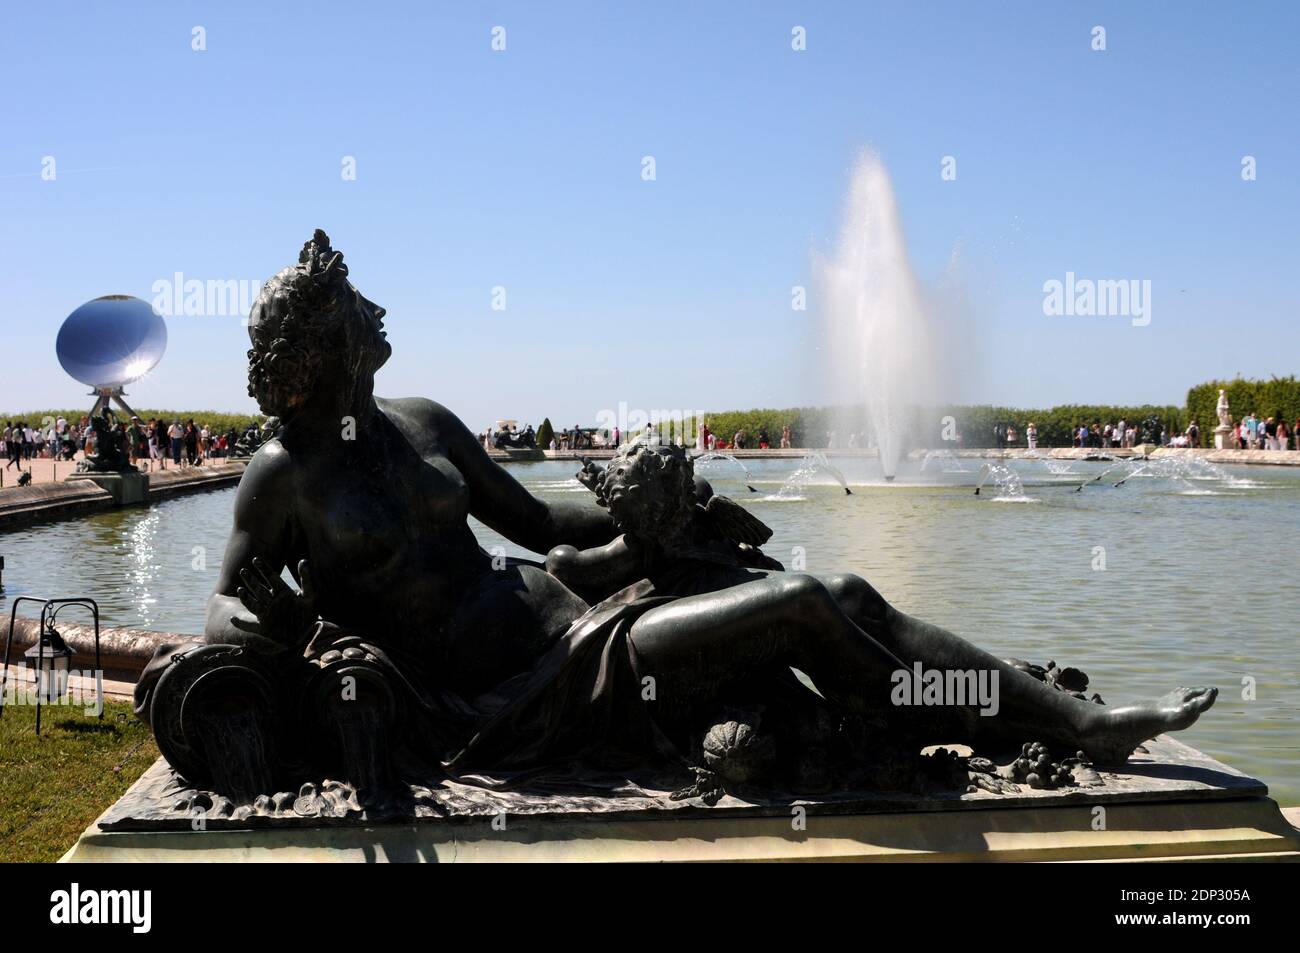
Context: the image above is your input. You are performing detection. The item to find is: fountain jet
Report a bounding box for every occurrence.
[817,152,939,482]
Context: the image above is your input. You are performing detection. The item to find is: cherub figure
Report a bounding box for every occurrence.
[547,442,782,601]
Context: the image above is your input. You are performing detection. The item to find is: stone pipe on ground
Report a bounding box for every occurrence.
[2,615,185,683]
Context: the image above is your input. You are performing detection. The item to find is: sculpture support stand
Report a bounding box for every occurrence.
[87,386,140,421]
[64,470,149,506]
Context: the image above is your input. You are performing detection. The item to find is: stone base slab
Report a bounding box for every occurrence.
[60,795,1300,863]
[61,736,1300,862]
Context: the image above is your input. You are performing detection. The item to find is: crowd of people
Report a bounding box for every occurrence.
[999,415,1299,451]
[472,414,1300,456]
[1067,419,1145,449]
[695,422,791,451]
[2,415,244,470]
[1227,413,1295,451]
[478,421,802,452]
[479,423,608,451]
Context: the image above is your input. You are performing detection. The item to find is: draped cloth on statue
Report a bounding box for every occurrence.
[446,579,685,787]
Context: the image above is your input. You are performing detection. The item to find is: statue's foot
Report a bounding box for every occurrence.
[1084,686,1217,764]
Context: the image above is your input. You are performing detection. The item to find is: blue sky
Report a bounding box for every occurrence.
[2,1,1296,428]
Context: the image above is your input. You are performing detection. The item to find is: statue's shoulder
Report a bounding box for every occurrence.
[376,397,470,439]
[238,437,296,505]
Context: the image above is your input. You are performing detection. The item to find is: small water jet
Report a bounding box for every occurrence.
[777,453,854,499]
[693,452,759,492]
[1108,455,1233,492]
[920,448,972,475]
[974,462,1030,501]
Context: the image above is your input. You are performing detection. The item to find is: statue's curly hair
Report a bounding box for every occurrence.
[598,441,697,540]
[246,229,357,413]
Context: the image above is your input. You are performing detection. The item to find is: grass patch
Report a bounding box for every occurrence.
[0,700,158,862]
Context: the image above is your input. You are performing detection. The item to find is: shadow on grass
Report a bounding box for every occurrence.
[53,719,120,735]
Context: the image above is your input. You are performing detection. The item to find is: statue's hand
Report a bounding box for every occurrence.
[575,456,605,495]
[234,557,318,646]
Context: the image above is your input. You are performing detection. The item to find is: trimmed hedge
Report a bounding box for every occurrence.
[700,404,1185,449]
[0,409,264,434]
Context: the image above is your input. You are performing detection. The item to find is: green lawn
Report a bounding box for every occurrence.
[0,700,158,862]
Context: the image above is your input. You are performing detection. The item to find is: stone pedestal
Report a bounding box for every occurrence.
[65,470,149,506]
[1214,425,1234,450]
[61,736,1300,863]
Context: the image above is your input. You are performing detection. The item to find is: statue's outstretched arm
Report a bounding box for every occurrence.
[546,535,646,596]
[434,402,616,553]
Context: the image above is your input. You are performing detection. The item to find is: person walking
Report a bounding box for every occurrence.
[185,420,200,465]
[147,419,162,467]
[168,420,184,466]
[4,423,19,470]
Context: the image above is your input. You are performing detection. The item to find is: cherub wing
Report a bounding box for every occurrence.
[702,495,773,547]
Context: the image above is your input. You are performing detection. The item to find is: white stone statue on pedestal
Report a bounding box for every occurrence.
[1214,388,1233,449]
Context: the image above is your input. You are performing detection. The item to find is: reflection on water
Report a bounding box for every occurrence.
[0,492,227,634]
[1,456,1297,804]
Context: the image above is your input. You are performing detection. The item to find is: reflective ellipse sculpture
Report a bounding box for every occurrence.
[56,295,168,390]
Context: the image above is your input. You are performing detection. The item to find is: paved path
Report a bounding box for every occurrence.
[0,455,243,489]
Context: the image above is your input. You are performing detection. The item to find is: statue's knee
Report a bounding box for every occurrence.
[148,644,280,797]
[825,572,887,621]
[780,573,838,620]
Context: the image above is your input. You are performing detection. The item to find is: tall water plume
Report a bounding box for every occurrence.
[815,151,946,479]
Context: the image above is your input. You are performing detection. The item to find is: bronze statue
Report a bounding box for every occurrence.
[78,408,136,473]
[136,230,1217,804]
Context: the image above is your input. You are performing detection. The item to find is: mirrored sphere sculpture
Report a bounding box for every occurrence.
[56,295,168,390]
